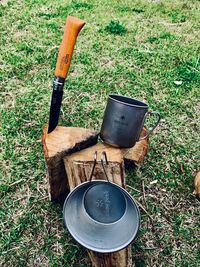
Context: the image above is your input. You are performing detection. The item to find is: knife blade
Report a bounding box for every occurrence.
[48,16,85,133]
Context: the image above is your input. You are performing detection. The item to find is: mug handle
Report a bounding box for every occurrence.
[139,111,161,141]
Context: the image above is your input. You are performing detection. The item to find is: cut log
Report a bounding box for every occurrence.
[193,171,200,198]
[63,143,126,189]
[87,247,132,267]
[42,126,148,201]
[123,128,149,165]
[42,125,98,201]
[63,128,149,191]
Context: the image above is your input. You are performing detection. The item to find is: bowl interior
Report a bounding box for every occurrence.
[84,183,127,223]
[63,181,140,253]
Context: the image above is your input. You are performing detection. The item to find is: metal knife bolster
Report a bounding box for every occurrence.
[53,76,65,92]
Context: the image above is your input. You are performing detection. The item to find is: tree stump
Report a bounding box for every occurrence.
[42,125,98,201]
[193,171,200,198]
[63,128,149,190]
[42,125,149,266]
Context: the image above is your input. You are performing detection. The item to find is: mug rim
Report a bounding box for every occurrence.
[109,94,148,109]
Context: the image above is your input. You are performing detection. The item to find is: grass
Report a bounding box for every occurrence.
[0,0,199,266]
[104,20,127,35]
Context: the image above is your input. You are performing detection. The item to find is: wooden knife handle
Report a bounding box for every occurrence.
[55,16,85,79]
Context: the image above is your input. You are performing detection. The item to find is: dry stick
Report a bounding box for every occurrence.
[134,199,154,222]
[8,179,24,187]
[127,185,154,222]
[161,202,170,212]
[126,184,140,193]
[142,180,148,209]
[2,246,21,254]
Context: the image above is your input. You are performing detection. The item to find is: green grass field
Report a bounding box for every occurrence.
[0,0,199,266]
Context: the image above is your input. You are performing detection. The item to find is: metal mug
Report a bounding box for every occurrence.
[100,94,161,148]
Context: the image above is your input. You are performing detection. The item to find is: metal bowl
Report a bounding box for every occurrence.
[63,180,140,253]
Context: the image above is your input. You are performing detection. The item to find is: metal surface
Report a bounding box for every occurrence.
[100,94,160,148]
[48,77,65,133]
[84,151,127,224]
[139,111,161,140]
[63,180,140,253]
[89,151,109,182]
[84,183,127,224]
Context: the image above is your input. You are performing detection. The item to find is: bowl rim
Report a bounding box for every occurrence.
[63,180,141,253]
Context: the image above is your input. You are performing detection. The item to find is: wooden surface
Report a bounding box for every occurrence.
[64,148,126,189]
[87,247,132,267]
[193,171,200,198]
[42,125,98,201]
[64,128,149,164]
[123,128,149,166]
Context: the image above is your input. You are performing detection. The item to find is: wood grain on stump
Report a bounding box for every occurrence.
[193,171,200,198]
[42,125,98,201]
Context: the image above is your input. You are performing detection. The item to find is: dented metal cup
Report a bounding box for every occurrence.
[100,94,161,148]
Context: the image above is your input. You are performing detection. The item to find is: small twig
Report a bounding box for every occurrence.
[1,246,21,254]
[161,202,170,212]
[27,186,30,202]
[147,193,171,212]
[159,21,186,26]
[142,180,148,209]
[127,184,141,193]
[37,181,46,197]
[13,196,26,203]
[8,179,24,187]
[38,196,49,201]
[56,240,59,255]
[134,199,154,222]
[141,246,158,250]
